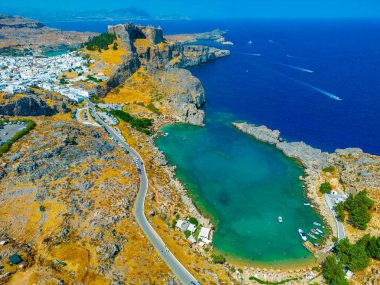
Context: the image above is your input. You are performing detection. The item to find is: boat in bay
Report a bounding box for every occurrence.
[298,229,307,241]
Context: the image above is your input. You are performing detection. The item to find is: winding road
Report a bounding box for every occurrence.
[83,98,199,285]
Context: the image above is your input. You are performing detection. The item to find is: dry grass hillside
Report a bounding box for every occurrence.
[0,116,176,284]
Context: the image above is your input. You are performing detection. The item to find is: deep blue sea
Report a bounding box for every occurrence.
[50,19,380,264]
[50,19,380,154]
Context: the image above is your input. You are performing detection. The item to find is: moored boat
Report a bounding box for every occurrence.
[311,228,320,235]
[298,229,307,241]
[316,228,323,234]
[308,233,318,240]
[278,216,283,223]
[313,222,321,226]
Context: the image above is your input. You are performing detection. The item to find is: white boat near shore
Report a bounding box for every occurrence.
[298,229,307,241]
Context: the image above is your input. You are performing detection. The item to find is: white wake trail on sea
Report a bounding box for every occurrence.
[267,60,315,73]
[234,52,342,101]
[285,75,342,101]
[235,53,314,73]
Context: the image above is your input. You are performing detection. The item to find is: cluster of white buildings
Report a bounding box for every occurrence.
[0,52,104,102]
[175,219,212,247]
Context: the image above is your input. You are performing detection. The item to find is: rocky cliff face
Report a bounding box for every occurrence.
[0,96,54,116]
[96,23,230,126]
[0,93,72,117]
[91,53,141,97]
[108,23,164,53]
[155,68,206,125]
[143,43,230,70]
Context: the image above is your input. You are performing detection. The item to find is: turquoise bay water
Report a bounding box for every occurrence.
[156,111,323,265]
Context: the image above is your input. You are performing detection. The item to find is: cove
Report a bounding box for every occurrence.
[155,110,323,266]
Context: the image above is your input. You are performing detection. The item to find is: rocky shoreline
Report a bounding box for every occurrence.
[232,122,380,257]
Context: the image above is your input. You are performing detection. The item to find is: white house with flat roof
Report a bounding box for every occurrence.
[198,227,211,240]
[187,224,196,233]
[175,220,190,232]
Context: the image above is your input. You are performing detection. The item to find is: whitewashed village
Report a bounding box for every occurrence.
[0,52,108,102]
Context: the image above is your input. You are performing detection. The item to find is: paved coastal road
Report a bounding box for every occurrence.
[84,98,199,285]
[324,193,346,240]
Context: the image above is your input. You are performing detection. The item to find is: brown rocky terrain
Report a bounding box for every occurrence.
[0,15,95,54]
[0,90,72,116]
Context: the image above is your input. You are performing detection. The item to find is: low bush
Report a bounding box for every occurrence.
[319,182,332,194]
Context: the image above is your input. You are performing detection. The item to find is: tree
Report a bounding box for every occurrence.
[323,255,347,285]
[335,202,345,222]
[336,239,351,264]
[320,182,332,194]
[342,191,373,230]
[359,235,380,260]
[188,217,199,226]
[349,203,371,230]
[346,244,369,272]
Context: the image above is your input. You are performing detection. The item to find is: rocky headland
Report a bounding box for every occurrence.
[91,23,230,126]
[0,14,96,54]
[166,29,234,45]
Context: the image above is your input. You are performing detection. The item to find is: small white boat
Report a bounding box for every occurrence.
[298,229,307,241]
[304,202,311,206]
[313,222,321,226]
[316,228,323,234]
[248,40,253,44]
[278,216,283,223]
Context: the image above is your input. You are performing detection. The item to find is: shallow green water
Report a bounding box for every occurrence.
[155,111,323,265]
[43,50,68,57]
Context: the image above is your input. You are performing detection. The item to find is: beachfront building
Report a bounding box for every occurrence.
[175,220,190,232]
[198,227,212,245]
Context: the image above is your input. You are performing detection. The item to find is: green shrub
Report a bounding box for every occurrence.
[323,166,335,173]
[319,182,332,194]
[85,33,117,51]
[211,254,226,264]
[184,230,191,239]
[146,103,161,115]
[109,110,153,135]
[188,217,199,226]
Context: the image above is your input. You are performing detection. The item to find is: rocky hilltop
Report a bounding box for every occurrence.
[0,15,45,29]
[91,23,230,125]
[0,14,95,54]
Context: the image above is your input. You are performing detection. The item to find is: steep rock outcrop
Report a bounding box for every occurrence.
[0,94,72,116]
[0,95,56,116]
[91,53,141,97]
[155,68,206,126]
[108,23,164,52]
